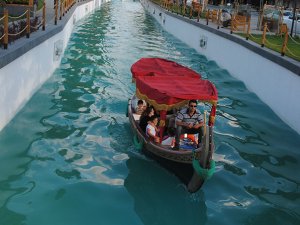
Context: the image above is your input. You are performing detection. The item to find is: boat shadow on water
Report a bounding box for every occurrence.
[124,156,208,225]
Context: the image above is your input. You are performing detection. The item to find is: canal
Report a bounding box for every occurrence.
[0,1,299,224]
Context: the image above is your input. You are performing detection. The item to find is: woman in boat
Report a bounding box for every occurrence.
[146,115,160,143]
[139,106,155,132]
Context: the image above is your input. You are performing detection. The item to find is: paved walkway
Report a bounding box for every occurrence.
[44,0,55,24]
[38,0,64,27]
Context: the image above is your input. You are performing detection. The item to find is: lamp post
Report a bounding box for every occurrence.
[290,0,296,36]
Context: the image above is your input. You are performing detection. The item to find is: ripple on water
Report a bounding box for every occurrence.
[0,1,300,225]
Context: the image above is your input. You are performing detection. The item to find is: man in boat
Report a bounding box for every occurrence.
[173,100,204,150]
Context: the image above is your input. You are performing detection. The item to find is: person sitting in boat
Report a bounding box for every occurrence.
[146,115,160,143]
[173,99,204,150]
[135,99,145,115]
[139,106,155,132]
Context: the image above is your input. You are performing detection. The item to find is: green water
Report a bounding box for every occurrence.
[0,1,299,225]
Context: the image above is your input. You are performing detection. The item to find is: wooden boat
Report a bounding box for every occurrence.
[127,58,218,193]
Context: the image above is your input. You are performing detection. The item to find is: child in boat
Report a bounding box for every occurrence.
[146,115,160,143]
[135,99,145,115]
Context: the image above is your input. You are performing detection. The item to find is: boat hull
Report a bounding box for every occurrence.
[141,147,195,186]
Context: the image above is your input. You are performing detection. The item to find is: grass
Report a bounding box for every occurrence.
[38,0,43,10]
[238,33,300,62]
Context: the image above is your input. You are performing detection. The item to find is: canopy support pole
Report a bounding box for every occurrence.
[159,110,167,142]
[208,104,216,126]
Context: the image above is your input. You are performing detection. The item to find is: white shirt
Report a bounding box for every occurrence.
[146,124,156,137]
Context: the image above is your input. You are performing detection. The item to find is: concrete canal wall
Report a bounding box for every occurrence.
[141,0,300,135]
[0,0,108,132]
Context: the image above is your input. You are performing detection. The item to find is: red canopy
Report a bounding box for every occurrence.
[131,58,218,135]
[131,58,201,80]
[135,75,218,111]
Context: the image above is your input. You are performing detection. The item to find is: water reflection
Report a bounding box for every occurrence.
[124,156,207,225]
[0,206,26,224]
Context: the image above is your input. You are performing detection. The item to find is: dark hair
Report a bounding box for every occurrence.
[149,114,158,122]
[142,106,154,117]
[189,99,197,105]
[137,100,144,105]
